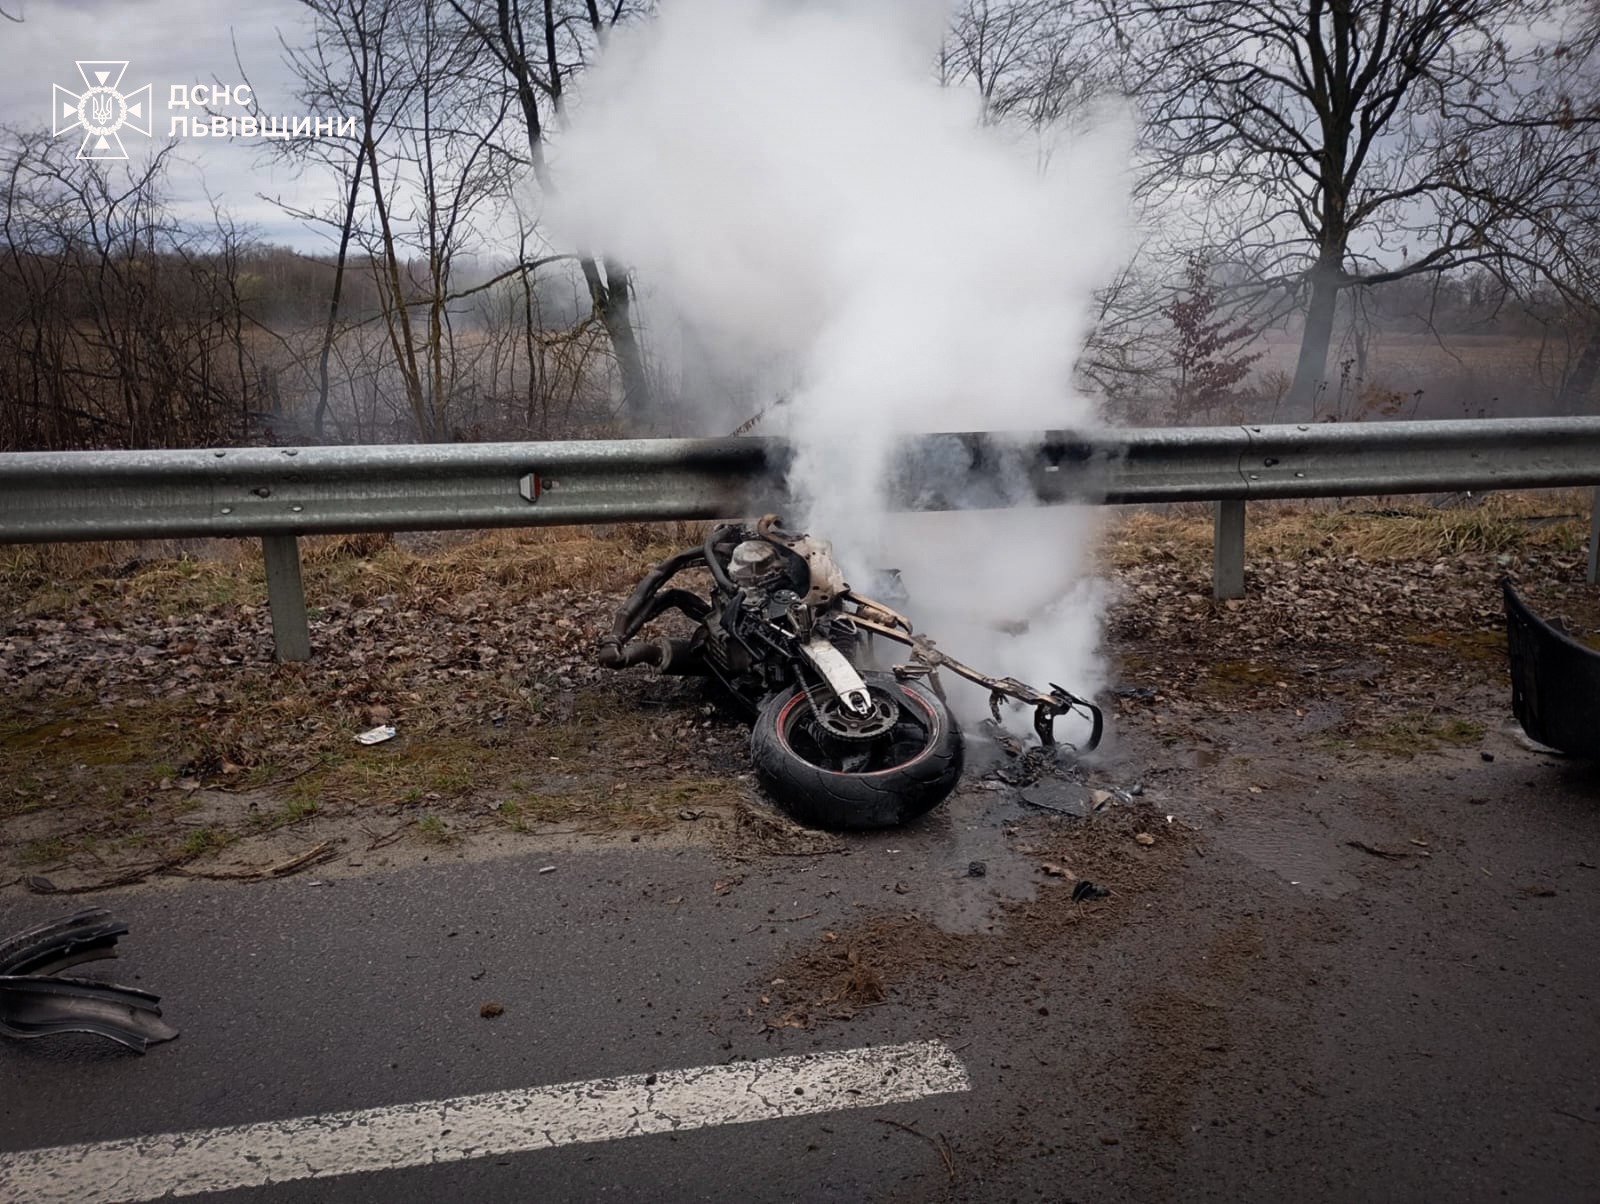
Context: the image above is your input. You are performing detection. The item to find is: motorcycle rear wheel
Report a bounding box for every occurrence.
[750,672,963,829]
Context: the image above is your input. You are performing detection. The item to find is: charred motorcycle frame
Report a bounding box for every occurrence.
[599,516,1101,828]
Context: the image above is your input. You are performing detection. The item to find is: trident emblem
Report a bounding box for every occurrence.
[52,61,152,160]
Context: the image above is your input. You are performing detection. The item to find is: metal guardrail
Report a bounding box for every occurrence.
[4,417,1599,660]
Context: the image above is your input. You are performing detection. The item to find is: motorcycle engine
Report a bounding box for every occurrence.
[727,540,785,587]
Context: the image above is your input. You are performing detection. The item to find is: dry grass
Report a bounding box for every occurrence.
[10,499,1580,617]
[1251,332,1551,377]
[0,677,744,884]
[0,522,713,618]
[1103,490,1589,570]
[1351,712,1488,757]
[360,523,707,596]
[0,699,198,816]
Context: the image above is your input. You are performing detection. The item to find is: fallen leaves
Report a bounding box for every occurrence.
[0,544,758,882]
[2,510,1588,886]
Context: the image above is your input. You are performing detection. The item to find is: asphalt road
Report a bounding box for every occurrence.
[3,714,1600,1203]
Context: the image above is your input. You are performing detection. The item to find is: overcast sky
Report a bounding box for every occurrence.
[2,0,340,248]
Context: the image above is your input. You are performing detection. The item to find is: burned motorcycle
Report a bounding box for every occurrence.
[598,516,1102,829]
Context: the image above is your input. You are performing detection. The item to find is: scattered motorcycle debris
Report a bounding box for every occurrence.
[0,908,178,1053]
[600,515,1103,829]
[1019,793,1086,818]
[987,739,1078,789]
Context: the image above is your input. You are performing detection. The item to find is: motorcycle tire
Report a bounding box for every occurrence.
[749,672,964,830]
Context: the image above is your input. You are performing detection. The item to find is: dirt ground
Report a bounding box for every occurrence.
[5,498,1600,1200]
[0,494,1594,896]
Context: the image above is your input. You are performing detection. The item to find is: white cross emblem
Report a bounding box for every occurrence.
[52,61,152,160]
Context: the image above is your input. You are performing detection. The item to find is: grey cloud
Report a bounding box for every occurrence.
[1,0,330,246]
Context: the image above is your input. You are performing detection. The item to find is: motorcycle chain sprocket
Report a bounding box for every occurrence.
[802,677,898,742]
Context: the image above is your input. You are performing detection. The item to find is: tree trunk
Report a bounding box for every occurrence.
[521,251,543,435]
[493,0,652,432]
[1556,330,1600,415]
[363,134,430,439]
[1288,258,1342,417]
[314,150,364,442]
[597,257,650,428]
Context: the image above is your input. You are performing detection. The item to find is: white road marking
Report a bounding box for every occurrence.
[0,1039,969,1203]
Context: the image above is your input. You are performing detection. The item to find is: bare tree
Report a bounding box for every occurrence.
[452,0,655,429]
[0,129,275,450]
[1107,0,1600,410]
[264,3,380,440]
[941,0,1108,128]
[269,0,528,440]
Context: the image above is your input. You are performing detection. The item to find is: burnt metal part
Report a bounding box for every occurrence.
[848,591,914,633]
[0,908,178,1053]
[852,617,1104,752]
[756,514,847,607]
[1503,579,1600,758]
[811,689,900,741]
[703,524,740,594]
[598,516,1103,826]
[598,544,714,676]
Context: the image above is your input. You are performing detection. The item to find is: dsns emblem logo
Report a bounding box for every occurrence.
[52,61,152,160]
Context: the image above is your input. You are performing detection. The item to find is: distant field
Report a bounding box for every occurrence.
[1246,331,1584,421]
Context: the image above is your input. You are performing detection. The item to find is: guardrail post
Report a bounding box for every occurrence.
[1590,487,1600,586]
[1213,500,1246,600]
[262,535,311,662]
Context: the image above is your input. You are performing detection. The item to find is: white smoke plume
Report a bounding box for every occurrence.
[553,0,1130,742]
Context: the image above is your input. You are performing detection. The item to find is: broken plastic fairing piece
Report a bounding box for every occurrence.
[0,908,178,1053]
